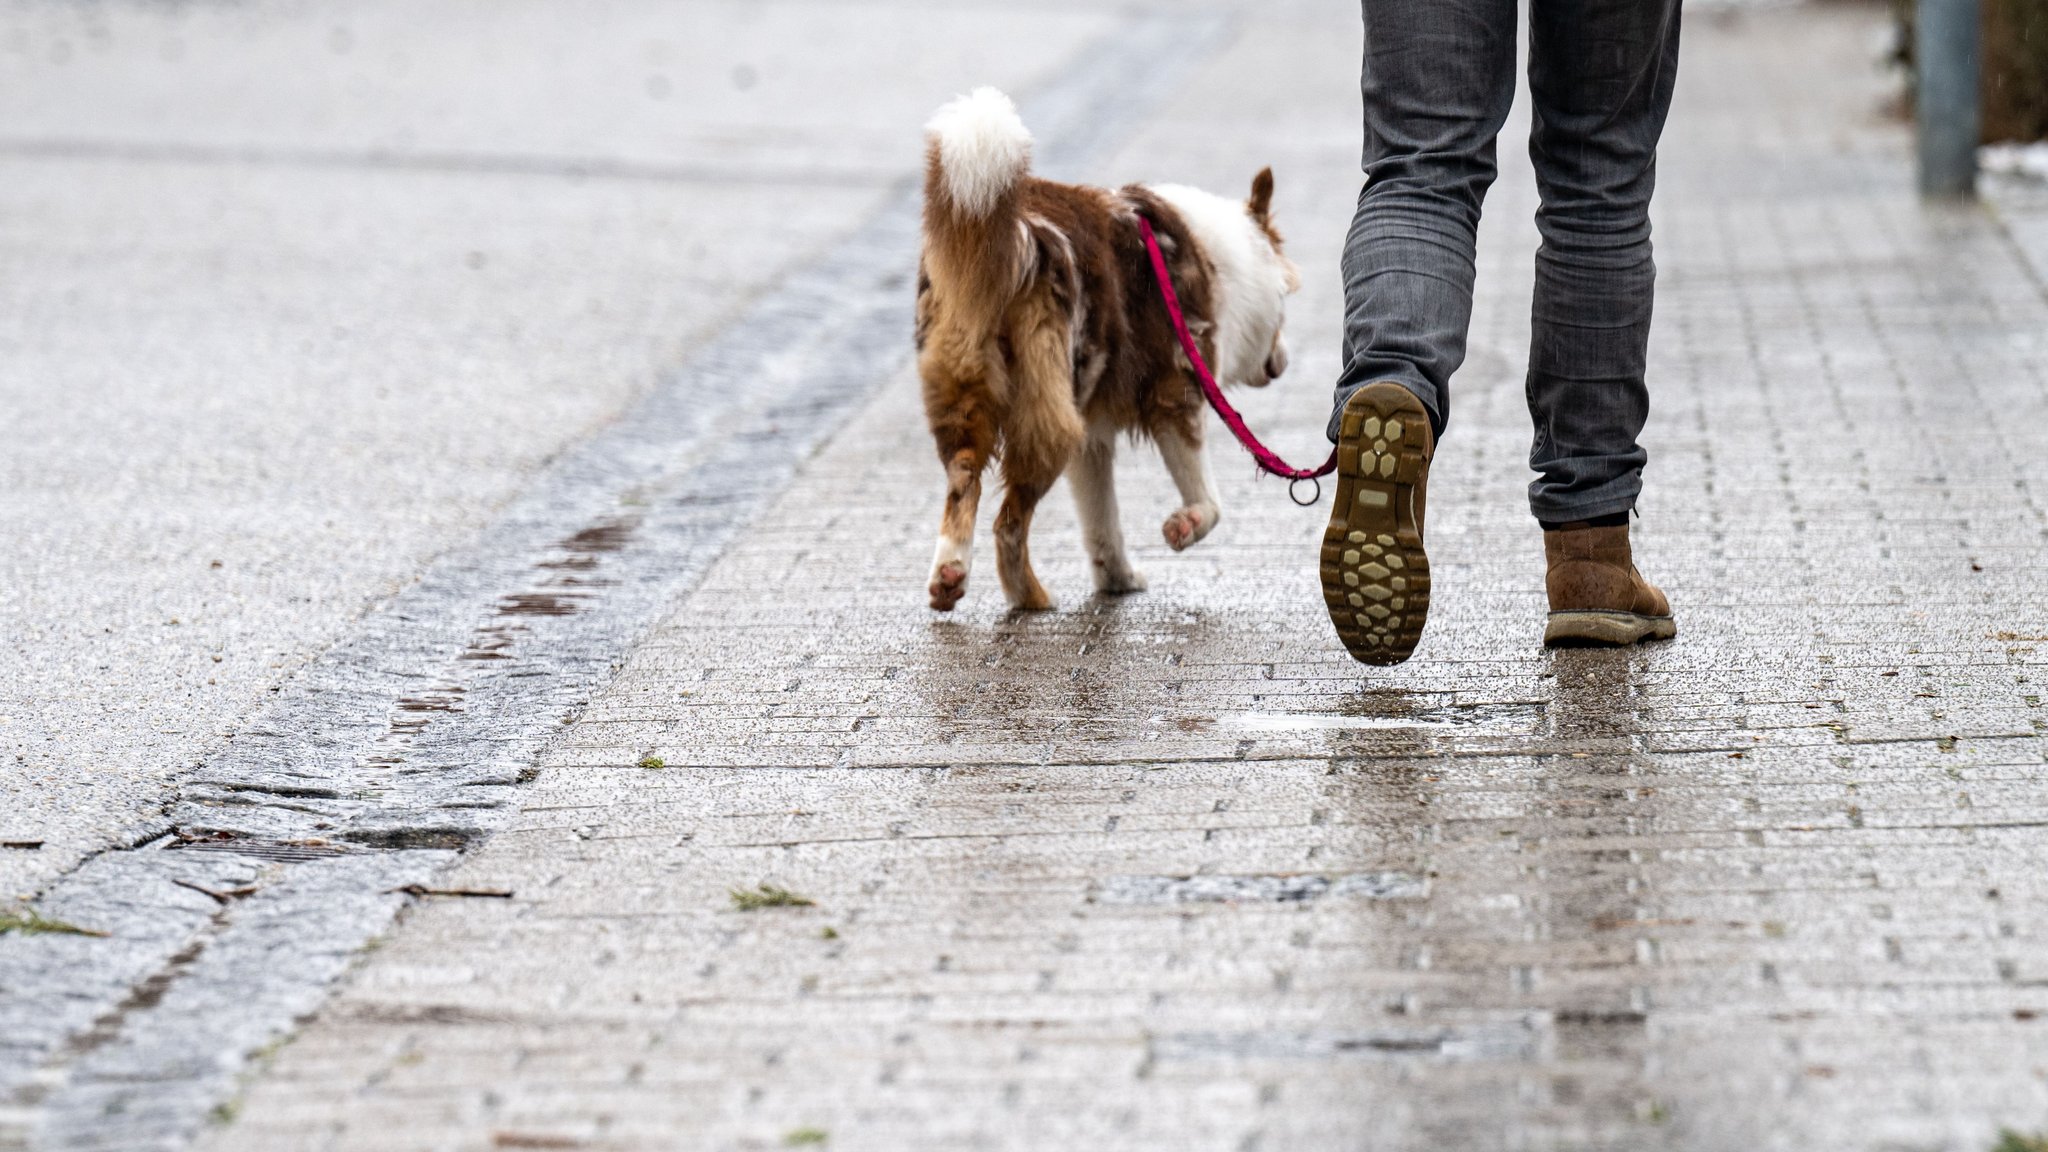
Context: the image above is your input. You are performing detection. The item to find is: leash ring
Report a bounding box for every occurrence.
[1288,476,1322,507]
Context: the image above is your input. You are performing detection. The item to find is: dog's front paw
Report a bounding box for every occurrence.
[1092,560,1148,595]
[929,562,968,611]
[1162,506,1217,552]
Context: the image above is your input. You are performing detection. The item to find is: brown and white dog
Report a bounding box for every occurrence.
[916,88,1299,612]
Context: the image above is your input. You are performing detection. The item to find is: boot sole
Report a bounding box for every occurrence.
[1543,610,1678,647]
[1321,386,1431,665]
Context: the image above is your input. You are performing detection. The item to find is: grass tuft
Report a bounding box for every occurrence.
[784,1129,828,1147]
[730,884,814,911]
[638,755,666,770]
[0,909,108,938]
[1994,1132,2048,1152]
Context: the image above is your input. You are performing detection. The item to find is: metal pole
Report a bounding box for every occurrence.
[1917,0,1980,198]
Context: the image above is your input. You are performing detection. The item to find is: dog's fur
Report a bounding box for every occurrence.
[916,88,1299,611]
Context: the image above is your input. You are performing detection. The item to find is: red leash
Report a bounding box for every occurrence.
[1138,216,1335,506]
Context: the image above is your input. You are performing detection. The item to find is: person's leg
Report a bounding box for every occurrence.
[1331,0,1520,441]
[1525,0,1683,647]
[1325,0,1516,666]
[1524,0,1682,522]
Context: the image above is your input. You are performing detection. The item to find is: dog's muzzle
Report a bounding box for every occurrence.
[1263,343,1289,384]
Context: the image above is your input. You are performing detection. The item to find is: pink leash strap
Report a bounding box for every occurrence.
[1138,216,1335,506]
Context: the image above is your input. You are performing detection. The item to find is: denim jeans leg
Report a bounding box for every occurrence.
[1332,0,1519,443]
[1524,0,1683,521]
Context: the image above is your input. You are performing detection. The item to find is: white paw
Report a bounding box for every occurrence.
[1162,506,1217,552]
[929,562,968,611]
[928,537,971,612]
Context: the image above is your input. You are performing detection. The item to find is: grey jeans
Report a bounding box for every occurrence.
[1330,0,1683,522]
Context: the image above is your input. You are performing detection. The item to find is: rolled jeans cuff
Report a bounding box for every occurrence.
[1527,470,1641,524]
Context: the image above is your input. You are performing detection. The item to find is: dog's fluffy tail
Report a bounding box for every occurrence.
[922,88,1033,324]
[925,87,1031,219]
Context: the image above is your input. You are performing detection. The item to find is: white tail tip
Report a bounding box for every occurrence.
[925,87,1032,218]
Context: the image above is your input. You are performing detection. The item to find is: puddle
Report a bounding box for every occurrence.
[1095,871,1427,905]
[1221,700,1543,734]
[496,592,592,617]
[396,687,466,714]
[1153,1021,1539,1064]
[367,512,643,762]
[558,518,638,553]
[460,624,519,662]
[492,514,641,618]
[163,833,352,863]
[1224,714,1464,732]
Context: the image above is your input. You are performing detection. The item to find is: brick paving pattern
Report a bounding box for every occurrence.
[204,5,2048,1151]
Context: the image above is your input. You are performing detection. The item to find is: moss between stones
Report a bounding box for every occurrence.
[0,909,108,938]
[730,884,815,911]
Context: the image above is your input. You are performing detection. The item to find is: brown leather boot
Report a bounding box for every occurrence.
[1322,382,1433,664]
[1543,522,1677,646]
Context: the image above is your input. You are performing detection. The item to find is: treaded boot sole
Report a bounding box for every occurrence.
[1543,610,1678,647]
[1321,386,1430,665]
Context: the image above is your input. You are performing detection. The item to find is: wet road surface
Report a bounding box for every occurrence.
[7,2,2048,1150]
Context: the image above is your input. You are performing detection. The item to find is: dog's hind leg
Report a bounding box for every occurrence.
[993,292,1084,611]
[993,408,1079,612]
[993,474,1055,611]
[1158,420,1222,552]
[928,441,987,611]
[922,355,998,612]
[1068,423,1145,594]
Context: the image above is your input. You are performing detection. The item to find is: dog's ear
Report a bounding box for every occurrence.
[1247,167,1275,225]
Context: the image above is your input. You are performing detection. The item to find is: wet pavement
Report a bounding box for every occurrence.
[10,1,2048,1150]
